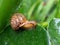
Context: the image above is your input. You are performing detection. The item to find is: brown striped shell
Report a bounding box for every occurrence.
[11,13,27,30]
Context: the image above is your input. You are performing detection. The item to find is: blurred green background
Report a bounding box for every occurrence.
[0,0,60,45]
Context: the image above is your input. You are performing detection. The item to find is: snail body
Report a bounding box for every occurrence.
[11,13,36,30]
[22,21,36,29]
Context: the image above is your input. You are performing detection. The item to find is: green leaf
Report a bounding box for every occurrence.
[27,1,40,20]
[0,0,21,32]
[46,8,57,23]
[55,0,60,18]
[33,1,44,21]
[17,0,37,17]
[0,25,49,45]
[40,0,55,22]
[48,19,60,45]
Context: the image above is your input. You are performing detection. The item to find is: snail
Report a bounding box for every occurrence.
[10,13,36,30]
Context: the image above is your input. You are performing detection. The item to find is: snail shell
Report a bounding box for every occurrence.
[11,13,27,30]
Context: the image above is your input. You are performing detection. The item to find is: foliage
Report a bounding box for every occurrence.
[48,19,60,45]
[0,0,60,45]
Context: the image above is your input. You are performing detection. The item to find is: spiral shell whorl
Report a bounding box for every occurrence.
[11,13,27,30]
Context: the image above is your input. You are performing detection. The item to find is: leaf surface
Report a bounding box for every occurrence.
[0,25,49,45]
